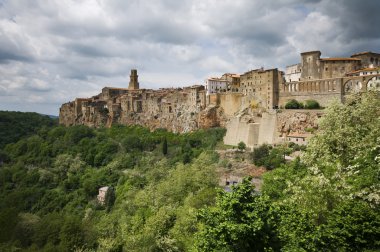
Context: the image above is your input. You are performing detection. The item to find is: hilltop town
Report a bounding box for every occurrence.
[60,50,380,148]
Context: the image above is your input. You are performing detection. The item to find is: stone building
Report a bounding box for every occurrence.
[60,49,380,148]
[205,73,240,95]
[205,77,228,95]
[239,68,281,109]
[128,69,139,90]
[347,67,380,91]
[97,186,109,205]
[285,63,302,82]
[280,50,380,107]
[350,51,380,68]
[59,70,211,132]
[299,51,362,81]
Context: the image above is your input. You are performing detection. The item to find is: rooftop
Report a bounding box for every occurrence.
[320,57,361,61]
[301,50,321,55]
[346,67,380,75]
[351,51,380,57]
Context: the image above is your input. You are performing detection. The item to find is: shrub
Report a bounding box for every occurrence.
[237,141,246,151]
[304,99,320,109]
[285,99,303,109]
[251,144,286,169]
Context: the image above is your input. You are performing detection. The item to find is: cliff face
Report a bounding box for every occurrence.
[59,85,225,133]
[223,108,323,148]
[59,99,108,127]
[198,106,227,129]
[277,110,323,136]
[115,104,201,133]
[59,80,323,144]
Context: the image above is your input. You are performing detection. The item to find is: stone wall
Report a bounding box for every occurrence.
[279,92,342,107]
[223,117,260,148]
[280,77,343,107]
[223,109,322,148]
[218,93,244,117]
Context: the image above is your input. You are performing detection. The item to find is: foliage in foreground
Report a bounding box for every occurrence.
[195,177,280,252]
[196,92,380,251]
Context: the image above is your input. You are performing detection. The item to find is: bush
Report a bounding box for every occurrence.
[237,141,246,151]
[285,99,303,109]
[251,144,270,166]
[304,99,320,109]
[251,144,286,169]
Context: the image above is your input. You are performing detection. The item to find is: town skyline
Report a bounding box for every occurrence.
[0,0,379,115]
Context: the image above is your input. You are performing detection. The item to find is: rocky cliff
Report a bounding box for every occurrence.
[59,85,230,133]
[277,109,323,136]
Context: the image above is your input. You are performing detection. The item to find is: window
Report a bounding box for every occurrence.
[325,67,328,71]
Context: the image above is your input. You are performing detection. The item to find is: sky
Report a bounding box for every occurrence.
[0,0,379,115]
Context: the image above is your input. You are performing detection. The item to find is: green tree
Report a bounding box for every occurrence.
[105,187,116,212]
[33,212,63,248]
[162,137,168,155]
[13,213,40,247]
[59,216,85,251]
[237,141,246,151]
[251,144,270,166]
[195,177,280,252]
[264,92,380,251]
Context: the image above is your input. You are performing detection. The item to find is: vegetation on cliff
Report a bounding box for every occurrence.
[0,92,379,251]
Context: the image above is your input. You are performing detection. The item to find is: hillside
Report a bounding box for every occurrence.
[0,111,58,149]
[0,92,379,251]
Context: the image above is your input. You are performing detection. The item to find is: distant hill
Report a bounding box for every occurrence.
[42,114,59,119]
[0,110,58,149]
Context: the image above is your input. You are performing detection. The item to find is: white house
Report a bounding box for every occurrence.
[285,63,302,82]
[205,77,228,95]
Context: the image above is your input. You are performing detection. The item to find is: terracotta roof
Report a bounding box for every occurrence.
[351,51,380,57]
[287,133,313,138]
[320,57,361,61]
[208,78,228,81]
[346,67,380,75]
[223,73,240,77]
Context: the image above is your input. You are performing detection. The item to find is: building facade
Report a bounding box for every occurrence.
[239,68,281,109]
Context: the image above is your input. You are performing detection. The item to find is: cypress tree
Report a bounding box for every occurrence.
[162,137,168,155]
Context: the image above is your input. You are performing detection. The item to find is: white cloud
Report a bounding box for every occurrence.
[0,0,379,115]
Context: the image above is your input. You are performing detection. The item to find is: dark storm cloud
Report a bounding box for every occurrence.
[0,49,31,63]
[0,25,35,63]
[318,0,380,40]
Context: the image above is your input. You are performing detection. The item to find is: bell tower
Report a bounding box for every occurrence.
[128,69,139,90]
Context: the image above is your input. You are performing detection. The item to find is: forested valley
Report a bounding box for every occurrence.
[0,92,379,252]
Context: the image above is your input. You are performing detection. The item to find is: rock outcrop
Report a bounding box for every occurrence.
[277,110,323,136]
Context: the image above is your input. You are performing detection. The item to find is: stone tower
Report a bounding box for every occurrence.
[300,51,321,81]
[128,69,139,90]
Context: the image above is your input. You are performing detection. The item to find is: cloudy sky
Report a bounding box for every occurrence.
[0,0,379,115]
